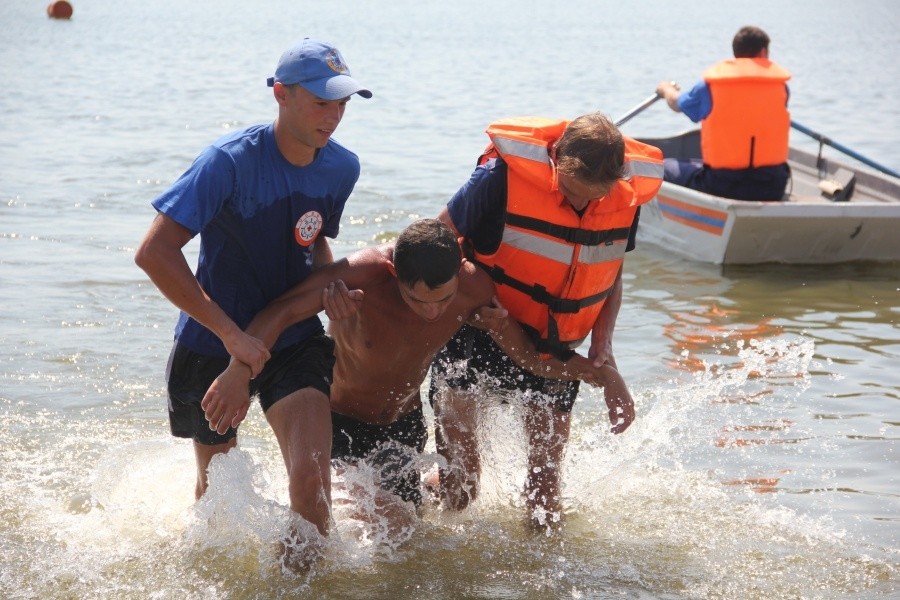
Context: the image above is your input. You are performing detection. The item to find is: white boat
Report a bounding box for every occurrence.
[634,129,900,265]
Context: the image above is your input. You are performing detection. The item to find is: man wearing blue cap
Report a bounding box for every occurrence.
[135,38,371,561]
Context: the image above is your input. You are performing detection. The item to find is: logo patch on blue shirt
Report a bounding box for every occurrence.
[295,211,324,246]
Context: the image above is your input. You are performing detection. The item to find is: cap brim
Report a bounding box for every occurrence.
[300,75,372,100]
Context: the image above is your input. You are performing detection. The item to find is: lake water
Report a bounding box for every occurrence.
[1,0,897,598]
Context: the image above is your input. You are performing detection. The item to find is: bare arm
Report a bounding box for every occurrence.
[597,362,635,434]
[586,270,635,432]
[490,313,635,433]
[134,213,270,375]
[312,236,334,269]
[460,261,613,386]
[493,309,635,434]
[201,253,376,433]
[588,265,623,369]
[243,253,370,347]
[486,318,605,386]
[656,80,682,113]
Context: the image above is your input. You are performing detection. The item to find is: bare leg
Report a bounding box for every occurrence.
[523,398,570,529]
[265,387,334,534]
[336,475,417,541]
[193,438,237,499]
[433,388,481,510]
[369,489,416,538]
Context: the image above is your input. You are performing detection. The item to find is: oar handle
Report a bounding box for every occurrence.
[791,120,899,179]
[615,91,664,127]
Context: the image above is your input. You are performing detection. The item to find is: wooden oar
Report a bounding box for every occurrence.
[615,93,662,127]
[791,120,899,178]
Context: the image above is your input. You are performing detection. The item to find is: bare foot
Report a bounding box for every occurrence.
[525,503,563,533]
[422,465,442,506]
[278,528,325,574]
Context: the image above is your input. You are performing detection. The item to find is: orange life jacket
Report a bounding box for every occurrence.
[470,117,663,359]
[701,58,791,169]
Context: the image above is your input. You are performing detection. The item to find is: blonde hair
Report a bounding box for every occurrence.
[555,112,625,187]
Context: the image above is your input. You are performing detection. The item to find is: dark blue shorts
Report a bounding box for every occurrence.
[428,324,580,413]
[165,333,336,445]
[331,407,428,506]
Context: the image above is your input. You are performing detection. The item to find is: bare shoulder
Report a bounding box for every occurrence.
[456,260,495,308]
[325,244,393,289]
[347,244,392,268]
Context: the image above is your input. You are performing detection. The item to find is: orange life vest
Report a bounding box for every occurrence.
[470,117,663,359]
[701,58,791,169]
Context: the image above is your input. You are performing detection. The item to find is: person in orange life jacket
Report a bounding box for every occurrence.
[656,26,791,201]
[134,38,371,567]
[428,112,663,528]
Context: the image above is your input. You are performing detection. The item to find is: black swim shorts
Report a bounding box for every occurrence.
[331,406,428,507]
[428,324,580,412]
[165,333,336,445]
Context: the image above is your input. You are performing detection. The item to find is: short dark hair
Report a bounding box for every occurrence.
[555,112,625,187]
[732,26,770,58]
[393,219,462,288]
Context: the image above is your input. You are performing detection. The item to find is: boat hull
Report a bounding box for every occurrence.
[636,131,900,264]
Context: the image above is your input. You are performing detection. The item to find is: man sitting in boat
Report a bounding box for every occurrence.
[656,26,791,201]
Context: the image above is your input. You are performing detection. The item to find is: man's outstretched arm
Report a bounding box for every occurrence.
[485,303,635,434]
[135,213,270,375]
[200,256,376,434]
[488,323,610,388]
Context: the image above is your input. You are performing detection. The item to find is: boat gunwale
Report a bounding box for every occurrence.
[634,129,900,264]
[636,129,900,207]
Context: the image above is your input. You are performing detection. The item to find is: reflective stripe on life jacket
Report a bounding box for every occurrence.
[701,58,791,169]
[471,117,663,359]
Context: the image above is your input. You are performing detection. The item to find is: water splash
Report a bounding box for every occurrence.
[0,334,895,598]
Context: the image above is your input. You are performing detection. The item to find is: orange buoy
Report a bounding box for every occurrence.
[47,1,74,19]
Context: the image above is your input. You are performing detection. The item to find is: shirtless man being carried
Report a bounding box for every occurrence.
[200,218,633,534]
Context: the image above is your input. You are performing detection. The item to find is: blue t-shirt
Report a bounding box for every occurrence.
[446,158,639,255]
[676,81,714,123]
[152,123,360,356]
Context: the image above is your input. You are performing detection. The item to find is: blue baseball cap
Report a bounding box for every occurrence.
[266,39,372,100]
